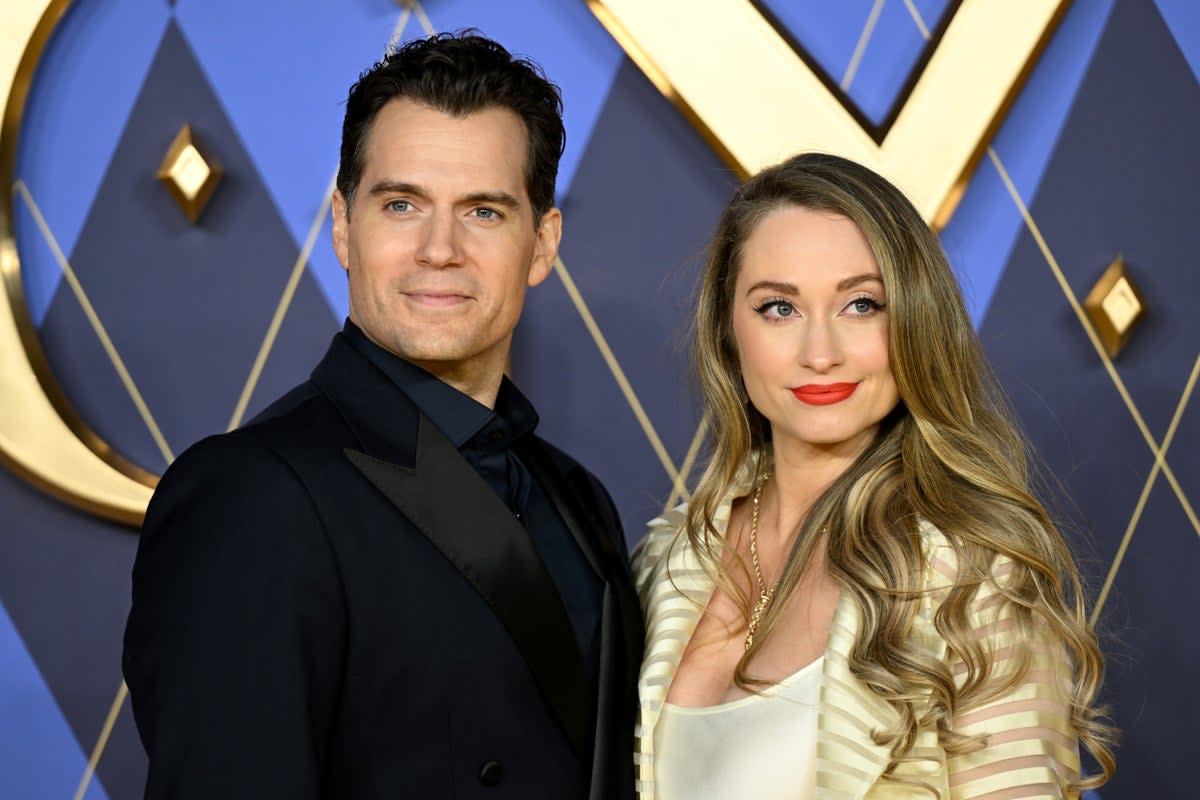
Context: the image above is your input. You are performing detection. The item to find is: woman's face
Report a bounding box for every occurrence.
[731,205,900,460]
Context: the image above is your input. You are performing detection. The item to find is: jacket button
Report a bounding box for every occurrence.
[479,760,503,786]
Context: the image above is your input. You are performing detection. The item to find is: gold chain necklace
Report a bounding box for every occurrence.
[745,474,775,652]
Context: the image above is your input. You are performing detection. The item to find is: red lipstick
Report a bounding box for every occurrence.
[791,382,858,406]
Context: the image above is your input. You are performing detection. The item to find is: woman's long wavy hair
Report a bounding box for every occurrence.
[686,152,1114,789]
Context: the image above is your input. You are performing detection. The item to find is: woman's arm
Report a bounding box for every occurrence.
[945,565,1082,800]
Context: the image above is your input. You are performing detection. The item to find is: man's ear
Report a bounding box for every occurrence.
[331,190,351,271]
[528,207,562,287]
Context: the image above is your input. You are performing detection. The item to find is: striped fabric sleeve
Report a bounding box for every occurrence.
[945,561,1081,800]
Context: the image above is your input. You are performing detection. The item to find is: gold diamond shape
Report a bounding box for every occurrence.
[156,123,222,222]
[1084,256,1147,358]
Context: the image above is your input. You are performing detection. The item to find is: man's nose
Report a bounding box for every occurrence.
[414,212,463,268]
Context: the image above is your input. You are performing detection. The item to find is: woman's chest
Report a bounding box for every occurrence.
[665,581,838,706]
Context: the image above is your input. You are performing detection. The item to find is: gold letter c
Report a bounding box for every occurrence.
[1,0,153,526]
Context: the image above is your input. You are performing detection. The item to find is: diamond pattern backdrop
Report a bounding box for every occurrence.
[2,1,1197,797]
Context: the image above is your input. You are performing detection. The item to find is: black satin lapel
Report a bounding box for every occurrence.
[344,419,592,760]
[515,439,643,799]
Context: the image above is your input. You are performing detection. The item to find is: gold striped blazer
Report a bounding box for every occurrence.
[632,469,1081,800]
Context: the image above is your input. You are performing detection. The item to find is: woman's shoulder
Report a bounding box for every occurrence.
[915,519,958,591]
[913,519,1021,621]
[631,501,689,587]
[631,464,748,586]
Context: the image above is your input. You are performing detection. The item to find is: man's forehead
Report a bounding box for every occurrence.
[360,101,528,194]
[368,100,526,151]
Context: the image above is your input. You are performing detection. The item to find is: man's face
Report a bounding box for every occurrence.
[332,99,560,384]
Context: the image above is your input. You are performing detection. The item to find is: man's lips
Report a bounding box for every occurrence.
[403,291,471,307]
[791,382,859,406]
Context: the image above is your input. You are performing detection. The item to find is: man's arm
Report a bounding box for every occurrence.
[123,436,345,799]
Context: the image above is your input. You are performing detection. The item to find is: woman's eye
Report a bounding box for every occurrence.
[847,297,882,315]
[756,299,795,318]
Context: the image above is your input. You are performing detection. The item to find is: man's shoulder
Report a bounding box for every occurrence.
[528,435,612,498]
[528,434,587,477]
[159,381,343,488]
[526,434,624,528]
[240,380,330,436]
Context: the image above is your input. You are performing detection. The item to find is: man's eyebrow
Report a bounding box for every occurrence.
[462,191,521,211]
[366,180,429,199]
[364,182,521,212]
[745,280,799,296]
[836,273,884,291]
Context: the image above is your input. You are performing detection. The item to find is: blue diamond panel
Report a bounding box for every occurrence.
[0,464,140,800]
[1170,375,1200,509]
[517,58,737,535]
[242,271,339,422]
[14,0,170,325]
[41,20,337,468]
[844,0,953,122]
[1093,479,1200,798]
[754,0,953,125]
[173,0,407,322]
[4,2,1196,799]
[993,0,1200,438]
[940,0,1115,325]
[981,2,1200,791]
[0,598,110,800]
[1154,0,1200,80]
[981,219,1155,580]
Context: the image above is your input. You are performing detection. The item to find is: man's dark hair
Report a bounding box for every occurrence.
[338,31,565,225]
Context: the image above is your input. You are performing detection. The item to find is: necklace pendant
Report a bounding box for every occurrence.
[745,589,773,651]
[745,472,775,652]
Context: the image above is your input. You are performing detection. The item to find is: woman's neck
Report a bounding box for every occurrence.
[763,436,867,544]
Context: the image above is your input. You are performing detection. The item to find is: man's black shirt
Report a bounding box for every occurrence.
[343,319,603,684]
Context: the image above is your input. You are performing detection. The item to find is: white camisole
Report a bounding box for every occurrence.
[653,656,823,800]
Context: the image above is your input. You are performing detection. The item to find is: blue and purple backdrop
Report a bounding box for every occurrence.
[3,0,1197,796]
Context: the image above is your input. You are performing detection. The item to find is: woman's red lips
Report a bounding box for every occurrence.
[791,382,859,405]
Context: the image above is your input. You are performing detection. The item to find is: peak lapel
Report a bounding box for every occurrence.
[345,416,593,760]
[516,438,644,800]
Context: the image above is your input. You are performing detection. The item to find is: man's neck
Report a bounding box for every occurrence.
[407,355,507,410]
[351,321,510,409]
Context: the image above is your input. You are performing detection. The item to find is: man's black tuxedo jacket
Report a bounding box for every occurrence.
[123,334,644,799]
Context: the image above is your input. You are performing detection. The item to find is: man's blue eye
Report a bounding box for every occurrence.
[388,200,410,212]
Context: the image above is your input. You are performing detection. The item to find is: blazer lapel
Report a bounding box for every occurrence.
[631,457,940,800]
[635,510,716,800]
[635,578,901,800]
[345,416,593,761]
[515,438,644,800]
[632,463,899,800]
